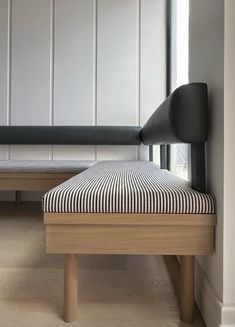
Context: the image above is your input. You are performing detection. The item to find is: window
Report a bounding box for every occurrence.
[170,0,189,180]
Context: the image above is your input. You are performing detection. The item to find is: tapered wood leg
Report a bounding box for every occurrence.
[180,255,194,324]
[64,254,78,322]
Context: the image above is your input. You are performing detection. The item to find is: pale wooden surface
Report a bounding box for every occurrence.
[44,212,216,226]
[45,212,215,256]
[0,173,76,191]
[0,203,205,327]
[46,224,214,255]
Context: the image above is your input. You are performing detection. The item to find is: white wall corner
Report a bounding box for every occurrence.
[221,305,235,327]
[195,259,222,327]
[195,260,235,327]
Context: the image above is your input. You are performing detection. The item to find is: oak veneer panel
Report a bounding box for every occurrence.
[44,213,216,226]
[46,224,214,255]
[0,173,75,191]
[0,173,75,179]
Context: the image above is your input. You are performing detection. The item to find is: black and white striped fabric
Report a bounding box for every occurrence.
[43,161,215,214]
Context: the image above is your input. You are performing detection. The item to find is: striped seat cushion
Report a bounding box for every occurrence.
[43,161,215,214]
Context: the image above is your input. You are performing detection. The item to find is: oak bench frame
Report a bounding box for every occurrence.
[44,212,216,323]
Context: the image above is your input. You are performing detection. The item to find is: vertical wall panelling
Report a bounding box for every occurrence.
[0,0,166,199]
[96,0,139,160]
[140,0,166,124]
[10,0,52,160]
[94,0,98,160]
[0,0,10,126]
[0,0,10,159]
[139,0,166,160]
[52,0,96,160]
[53,145,96,160]
[97,146,138,161]
[11,0,51,125]
[97,0,138,125]
[0,0,13,199]
[49,0,55,160]
[53,0,94,125]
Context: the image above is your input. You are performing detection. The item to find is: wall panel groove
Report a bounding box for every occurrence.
[50,0,55,127]
[49,0,55,159]
[137,0,141,160]
[7,0,12,128]
[93,0,98,161]
[0,0,11,159]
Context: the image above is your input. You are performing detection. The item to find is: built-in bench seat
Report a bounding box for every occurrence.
[43,161,215,214]
[44,160,216,324]
[42,84,216,324]
[0,160,96,193]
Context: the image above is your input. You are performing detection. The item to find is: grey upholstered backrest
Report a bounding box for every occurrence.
[141,83,208,145]
[141,82,209,192]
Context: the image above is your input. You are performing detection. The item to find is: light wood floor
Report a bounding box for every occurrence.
[0,202,206,327]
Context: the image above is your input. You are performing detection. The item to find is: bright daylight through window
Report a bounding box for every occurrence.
[170,0,189,180]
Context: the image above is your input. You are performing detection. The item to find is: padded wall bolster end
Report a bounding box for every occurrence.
[141,83,208,144]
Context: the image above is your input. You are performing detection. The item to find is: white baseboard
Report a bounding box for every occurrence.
[221,305,235,327]
[195,259,235,327]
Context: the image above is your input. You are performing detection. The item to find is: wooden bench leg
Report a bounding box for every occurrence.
[64,254,78,322]
[180,255,194,324]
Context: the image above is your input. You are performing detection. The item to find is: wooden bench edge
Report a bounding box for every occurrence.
[43,212,216,226]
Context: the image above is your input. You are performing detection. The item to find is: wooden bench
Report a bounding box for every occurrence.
[41,83,216,324]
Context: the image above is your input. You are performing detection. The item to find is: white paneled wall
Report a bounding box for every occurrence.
[53,0,96,159]
[0,0,166,198]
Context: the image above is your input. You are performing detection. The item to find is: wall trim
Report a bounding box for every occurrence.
[221,305,235,327]
[195,259,235,327]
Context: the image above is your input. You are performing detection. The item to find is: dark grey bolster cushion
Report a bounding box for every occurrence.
[0,126,142,145]
[141,83,208,144]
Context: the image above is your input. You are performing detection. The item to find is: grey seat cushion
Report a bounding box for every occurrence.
[43,161,215,214]
[0,160,97,174]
